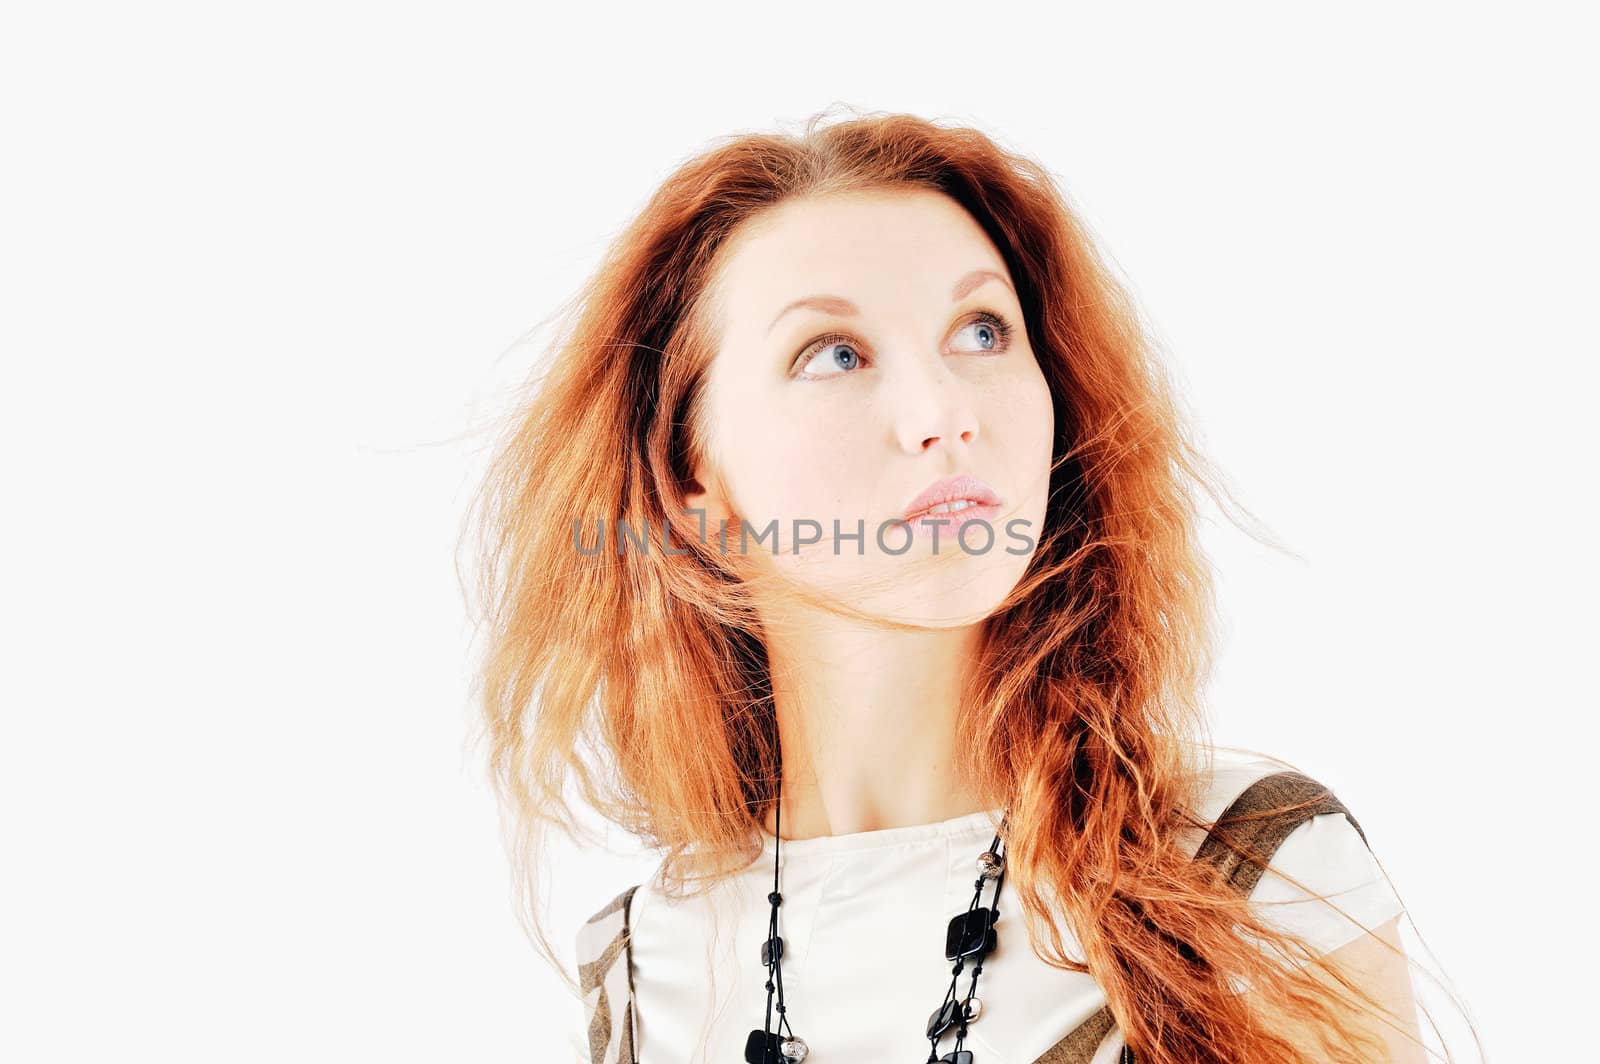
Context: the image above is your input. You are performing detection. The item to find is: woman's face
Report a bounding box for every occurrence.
[686,187,1055,625]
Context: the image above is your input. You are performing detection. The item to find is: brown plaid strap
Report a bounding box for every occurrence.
[1032,1004,1119,1063]
[1193,770,1367,898]
[576,883,641,1064]
[1029,769,1367,1064]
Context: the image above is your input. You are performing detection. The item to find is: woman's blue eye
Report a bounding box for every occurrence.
[956,312,1015,353]
[791,311,1016,380]
[796,337,863,378]
[810,343,859,374]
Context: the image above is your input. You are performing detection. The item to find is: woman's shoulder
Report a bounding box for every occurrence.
[574,880,642,969]
[1177,741,1407,956]
[575,857,699,967]
[1179,741,1311,826]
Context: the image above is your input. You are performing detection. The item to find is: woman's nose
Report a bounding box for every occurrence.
[888,355,981,456]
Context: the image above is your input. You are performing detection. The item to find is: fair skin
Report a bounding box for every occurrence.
[685,186,1056,842]
[1277,915,1428,1062]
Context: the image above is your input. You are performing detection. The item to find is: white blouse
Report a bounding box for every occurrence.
[618,747,1405,1063]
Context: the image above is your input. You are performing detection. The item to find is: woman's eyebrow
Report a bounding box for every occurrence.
[951,267,1012,303]
[765,294,857,336]
[764,267,1013,336]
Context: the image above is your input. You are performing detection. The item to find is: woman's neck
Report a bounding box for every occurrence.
[758,613,996,841]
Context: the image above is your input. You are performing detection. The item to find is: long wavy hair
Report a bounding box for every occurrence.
[464,108,1434,1063]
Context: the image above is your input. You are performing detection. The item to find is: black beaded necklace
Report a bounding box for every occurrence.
[746,770,1011,1064]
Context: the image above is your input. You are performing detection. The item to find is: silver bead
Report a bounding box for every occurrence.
[964,997,983,1022]
[779,1036,809,1062]
[976,850,1004,879]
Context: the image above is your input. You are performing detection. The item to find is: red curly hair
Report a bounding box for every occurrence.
[465,107,1422,1062]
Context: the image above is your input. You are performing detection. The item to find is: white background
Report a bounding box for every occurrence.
[3,2,1594,1060]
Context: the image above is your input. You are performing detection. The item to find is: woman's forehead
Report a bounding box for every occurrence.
[710,191,1012,324]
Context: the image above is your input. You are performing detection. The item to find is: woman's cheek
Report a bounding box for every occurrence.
[725,409,825,525]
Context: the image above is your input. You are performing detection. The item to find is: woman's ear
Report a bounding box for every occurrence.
[683,462,736,538]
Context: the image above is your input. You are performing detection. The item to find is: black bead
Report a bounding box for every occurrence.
[768,890,783,906]
[744,1029,784,1063]
[926,999,960,1039]
[944,907,1000,961]
[761,935,784,965]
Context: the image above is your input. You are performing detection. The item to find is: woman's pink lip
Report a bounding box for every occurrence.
[903,500,1004,541]
[900,473,1002,521]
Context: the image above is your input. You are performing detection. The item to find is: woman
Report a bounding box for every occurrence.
[468,110,1457,1063]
